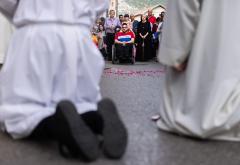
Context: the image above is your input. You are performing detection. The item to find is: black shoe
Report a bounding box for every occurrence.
[81,111,104,135]
[55,100,99,161]
[98,98,128,159]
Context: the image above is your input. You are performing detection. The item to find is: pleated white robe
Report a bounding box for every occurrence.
[157,0,240,141]
[0,0,108,139]
[0,13,13,64]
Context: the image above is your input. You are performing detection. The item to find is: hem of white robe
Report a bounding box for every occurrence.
[0,53,5,64]
[156,119,240,142]
[0,102,98,139]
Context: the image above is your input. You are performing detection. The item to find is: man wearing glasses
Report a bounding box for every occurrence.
[114,23,135,61]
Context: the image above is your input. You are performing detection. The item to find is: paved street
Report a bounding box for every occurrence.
[1,61,240,165]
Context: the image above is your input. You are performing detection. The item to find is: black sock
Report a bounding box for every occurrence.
[29,115,58,140]
[80,111,104,135]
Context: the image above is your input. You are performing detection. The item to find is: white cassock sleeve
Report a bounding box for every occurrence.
[94,0,108,17]
[0,0,18,21]
[158,0,201,67]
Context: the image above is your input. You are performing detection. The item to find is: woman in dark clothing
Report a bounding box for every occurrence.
[135,15,152,61]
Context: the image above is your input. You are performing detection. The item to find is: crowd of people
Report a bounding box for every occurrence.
[2,0,240,164]
[91,9,165,62]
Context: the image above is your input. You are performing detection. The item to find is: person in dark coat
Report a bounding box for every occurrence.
[135,15,152,61]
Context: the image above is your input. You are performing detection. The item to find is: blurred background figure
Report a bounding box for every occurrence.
[97,24,107,59]
[130,14,138,35]
[147,9,156,25]
[104,10,121,61]
[135,15,152,61]
[123,14,131,28]
[118,14,124,25]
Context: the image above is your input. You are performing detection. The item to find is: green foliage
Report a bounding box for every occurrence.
[126,0,167,9]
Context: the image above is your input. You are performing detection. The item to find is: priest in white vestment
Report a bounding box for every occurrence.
[0,0,107,139]
[0,0,128,161]
[157,0,240,141]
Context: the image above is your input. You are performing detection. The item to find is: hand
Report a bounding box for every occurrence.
[173,60,188,72]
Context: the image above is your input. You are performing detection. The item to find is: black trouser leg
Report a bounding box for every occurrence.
[30,101,100,161]
[115,44,122,59]
[100,48,107,59]
[106,33,115,61]
[29,115,57,140]
[31,111,104,139]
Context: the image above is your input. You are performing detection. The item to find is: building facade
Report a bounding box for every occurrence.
[134,4,166,21]
[109,0,118,16]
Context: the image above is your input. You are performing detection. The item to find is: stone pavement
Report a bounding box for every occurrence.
[0,62,240,165]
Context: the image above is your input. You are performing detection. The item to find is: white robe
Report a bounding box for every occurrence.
[0,0,108,139]
[157,0,240,141]
[0,13,13,64]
